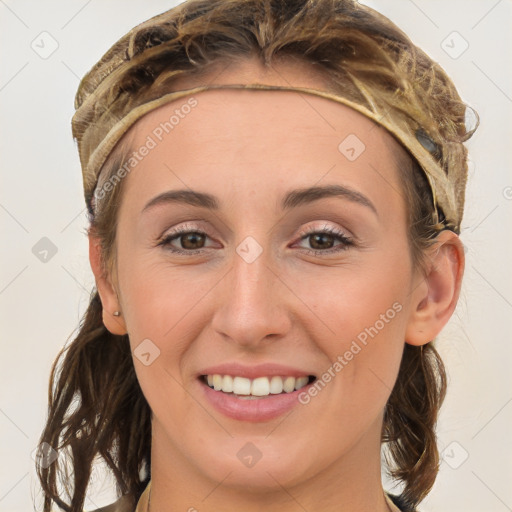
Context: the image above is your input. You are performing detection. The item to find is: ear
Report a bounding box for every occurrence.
[88,230,127,335]
[405,230,465,346]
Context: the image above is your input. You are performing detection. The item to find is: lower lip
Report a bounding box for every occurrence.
[199,378,313,422]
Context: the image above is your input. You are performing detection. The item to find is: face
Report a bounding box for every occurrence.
[98,61,429,496]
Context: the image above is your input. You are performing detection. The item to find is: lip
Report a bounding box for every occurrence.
[198,362,315,380]
[198,377,315,422]
[196,363,316,422]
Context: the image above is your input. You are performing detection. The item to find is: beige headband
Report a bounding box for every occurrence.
[78,82,461,229]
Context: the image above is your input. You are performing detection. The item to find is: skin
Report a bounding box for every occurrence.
[90,57,464,512]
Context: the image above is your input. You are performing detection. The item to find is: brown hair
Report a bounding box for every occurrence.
[37,1,476,510]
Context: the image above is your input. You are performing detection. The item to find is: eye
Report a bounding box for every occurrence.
[157,224,214,255]
[156,223,354,256]
[294,224,354,255]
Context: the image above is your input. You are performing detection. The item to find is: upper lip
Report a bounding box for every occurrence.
[198,363,316,380]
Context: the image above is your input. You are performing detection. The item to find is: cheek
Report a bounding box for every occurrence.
[118,259,205,426]
[116,239,205,341]
[296,255,410,413]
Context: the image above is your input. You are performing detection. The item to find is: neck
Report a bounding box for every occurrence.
[148,416,392,512]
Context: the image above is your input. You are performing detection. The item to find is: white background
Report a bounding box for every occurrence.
[1,1,511,511]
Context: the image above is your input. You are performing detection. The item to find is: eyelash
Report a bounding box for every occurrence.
[157,223,354,256]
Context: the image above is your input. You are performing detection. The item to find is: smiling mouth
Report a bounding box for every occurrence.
[201,374,316,398]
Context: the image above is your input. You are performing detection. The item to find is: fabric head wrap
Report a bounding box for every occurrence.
[71,5,473,233]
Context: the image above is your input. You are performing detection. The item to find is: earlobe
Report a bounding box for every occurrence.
[88,231,127,336]
[405,230,465,346]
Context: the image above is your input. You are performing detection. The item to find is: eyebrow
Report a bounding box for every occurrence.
[141,184,378,216]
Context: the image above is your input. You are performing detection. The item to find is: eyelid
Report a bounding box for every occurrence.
[157,222,216,245]
[159,221,351,243]
[292,222,354,253]
[295,222,352,240]
[157,220,356,257]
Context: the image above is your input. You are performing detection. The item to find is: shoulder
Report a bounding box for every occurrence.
[88,494,135,512]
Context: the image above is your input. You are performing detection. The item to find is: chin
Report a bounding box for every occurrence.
[194,439,317,492]
[211,462,300,493]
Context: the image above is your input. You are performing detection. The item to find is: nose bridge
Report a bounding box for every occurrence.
[211,235,291,346]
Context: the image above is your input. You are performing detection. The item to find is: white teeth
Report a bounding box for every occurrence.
[269,376,283,394]
[251,377,270,396]
[283,376,295,393]
[204,374,312,397]
[222,375,233,393]
[233,376,251,395]
[212,374,223,391]
[294,376,309,390]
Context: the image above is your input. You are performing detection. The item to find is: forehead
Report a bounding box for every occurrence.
[118,88,407,223]
[127,87,402,163]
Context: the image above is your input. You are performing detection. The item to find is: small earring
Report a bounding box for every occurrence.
[113,311,121,317]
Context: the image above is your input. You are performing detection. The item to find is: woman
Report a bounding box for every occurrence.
[36,0,477,511]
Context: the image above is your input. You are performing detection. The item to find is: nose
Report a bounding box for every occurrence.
[210,242,293,348]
